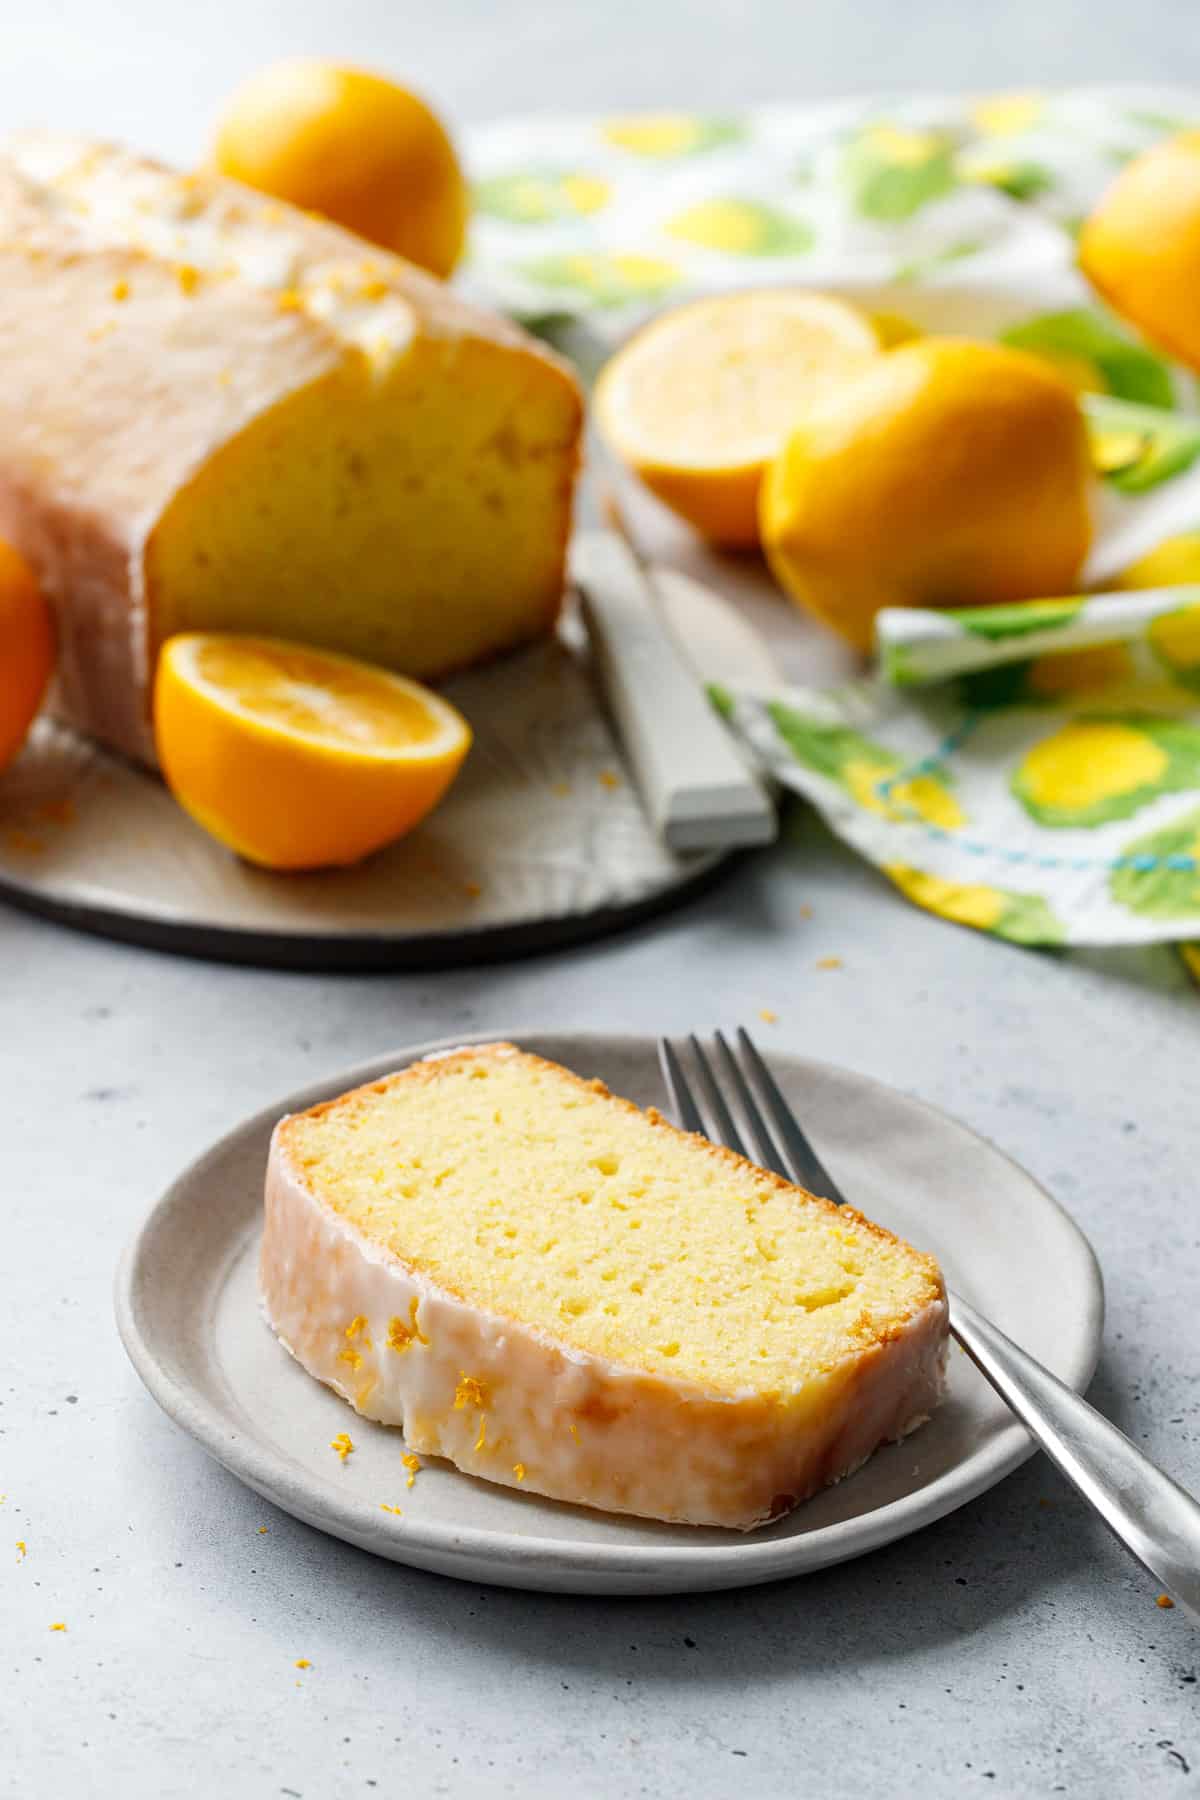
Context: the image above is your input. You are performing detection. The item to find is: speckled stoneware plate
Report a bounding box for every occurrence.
[0,607,730,970]
[114,1031,1104,1596]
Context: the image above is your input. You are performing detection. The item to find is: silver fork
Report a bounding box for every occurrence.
[660,1027,1200,1621]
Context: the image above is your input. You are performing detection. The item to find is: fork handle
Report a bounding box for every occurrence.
[949,1291,1200,1621]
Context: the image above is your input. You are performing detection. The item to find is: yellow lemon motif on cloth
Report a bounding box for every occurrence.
[599,115,742,158]
[1018,722,1167,813]
[522,251,680,306]
[863,125,944,167]
[663,198,814,258]
[473,170,610,224]
[970,93,1046,138]
[1011,718,1200,828]
[845,762,966,829]
[885,865,1066,944]
[842,125,957,222]
[1118,531,1200,589]
[766,706,967,831]
[1148,607,1200,688]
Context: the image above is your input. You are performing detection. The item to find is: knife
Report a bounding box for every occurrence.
[571,525,778,855]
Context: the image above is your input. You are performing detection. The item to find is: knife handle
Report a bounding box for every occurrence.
[571,530,777,855]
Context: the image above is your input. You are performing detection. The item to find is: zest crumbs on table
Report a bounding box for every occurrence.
[379,1502,404,1516]
[402,1453,421,1490]
[598,769,621,791]
[15,1541,26,1561]
[758,1008,778,1024]
[49,1622,66,1632]
[798,904,813,919]
[329,1432,354,1463]
[816,956,843,970]
[257,1526,268,1535]
[1156,1593,1176,1609]
[294,1659,311,1669]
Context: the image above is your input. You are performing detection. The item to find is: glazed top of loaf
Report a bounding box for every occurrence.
[0,130,555,372]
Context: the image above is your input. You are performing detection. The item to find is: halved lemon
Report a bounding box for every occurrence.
[154,634,472,870]
[0,537,55,774]
[593,289,882,547]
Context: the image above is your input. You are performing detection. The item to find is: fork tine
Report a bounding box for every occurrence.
[686,1035,750,1161]
[657,1037,707,1138]
[712,1030,792,1181]
[736,1027,849,1205]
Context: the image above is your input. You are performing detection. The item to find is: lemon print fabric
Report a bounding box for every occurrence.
[599,115,744,158]
[841,124,957,223]
[474,170,610,224]
[1013,718,1200,828]
[520,251,680,307]
[1110,809,1200,920]
[885,865,1065,945]
[466,92,1200,950]
[663,199,814,257]
[766,706,965,829]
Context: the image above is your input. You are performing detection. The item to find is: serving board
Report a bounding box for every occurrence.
[0,617,734,969]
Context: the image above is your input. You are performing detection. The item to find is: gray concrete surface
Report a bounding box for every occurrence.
[2,3,1199,1795]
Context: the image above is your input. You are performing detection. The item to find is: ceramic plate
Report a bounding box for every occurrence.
[115,1031,1104,1595]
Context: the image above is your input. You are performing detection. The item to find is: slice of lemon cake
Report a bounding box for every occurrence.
[261,1044,948,1529]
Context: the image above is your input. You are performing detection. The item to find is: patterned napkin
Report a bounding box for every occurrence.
[464,90,1200,961]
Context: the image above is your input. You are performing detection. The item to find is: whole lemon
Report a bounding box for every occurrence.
[0,538,55,773]
[1080,133,1200,371]
[212,58,467,278]
[760,339,1092,653]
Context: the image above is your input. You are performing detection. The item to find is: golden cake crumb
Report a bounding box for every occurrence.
[1156,1593,1175,1609]
[512,1463,527,1483]
[330,1432,354,1462]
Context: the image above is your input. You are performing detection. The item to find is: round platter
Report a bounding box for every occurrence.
[0,630,725,970]
[114,1030,1105,1597]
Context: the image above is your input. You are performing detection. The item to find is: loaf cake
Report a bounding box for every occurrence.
[261,1043,948,1529]
[0,134,582,764]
